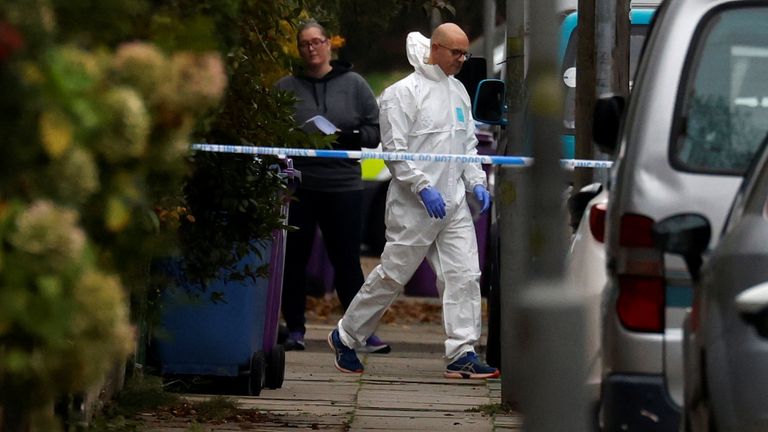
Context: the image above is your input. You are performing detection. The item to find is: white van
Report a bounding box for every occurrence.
[593,0,768,430]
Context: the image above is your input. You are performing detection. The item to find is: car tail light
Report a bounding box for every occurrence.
[619,213,656,247]
[690,301,700,332]
[616,213,665,332]
[589,203,607,243]
[617,275,665,331]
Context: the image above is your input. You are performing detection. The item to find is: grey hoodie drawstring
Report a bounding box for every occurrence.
[308,81,328,113]
[322,82,328,113]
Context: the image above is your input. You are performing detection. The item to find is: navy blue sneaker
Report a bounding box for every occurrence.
[444,352,500,379]
[327,329,364,374]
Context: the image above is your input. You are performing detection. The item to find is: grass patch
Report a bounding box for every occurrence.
[89,375,181,431]
[162,396,268,424]
[192,396,239,422]
[466,402,517,416]
[108,375,181,418]
[88,415,145,432]
[89,376,269,430]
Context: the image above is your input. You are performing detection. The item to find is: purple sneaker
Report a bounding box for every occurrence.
[284,331,305,351]
[358,334,391,354]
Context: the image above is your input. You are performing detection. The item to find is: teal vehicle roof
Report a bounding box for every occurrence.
[559,8,657,61]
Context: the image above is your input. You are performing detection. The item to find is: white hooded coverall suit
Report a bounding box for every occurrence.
[338,32,488,363]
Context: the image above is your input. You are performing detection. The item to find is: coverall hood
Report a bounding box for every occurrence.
[405,32,448,82]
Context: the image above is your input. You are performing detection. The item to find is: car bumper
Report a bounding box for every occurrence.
[601,374,680,431]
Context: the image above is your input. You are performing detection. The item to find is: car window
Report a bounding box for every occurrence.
[674,7,768,175]
[722,137,768,236]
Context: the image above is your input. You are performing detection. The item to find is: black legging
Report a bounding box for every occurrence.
[282,187,365,334]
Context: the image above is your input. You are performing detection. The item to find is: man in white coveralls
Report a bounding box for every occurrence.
[328,23,498,379]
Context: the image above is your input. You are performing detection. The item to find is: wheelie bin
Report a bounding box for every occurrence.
[154,159,297,396]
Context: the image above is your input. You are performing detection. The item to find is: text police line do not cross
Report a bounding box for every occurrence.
[190,144,613,169]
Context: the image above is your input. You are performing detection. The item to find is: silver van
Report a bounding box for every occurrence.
[593,0,768,430]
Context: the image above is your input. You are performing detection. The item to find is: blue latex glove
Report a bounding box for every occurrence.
[473,184,491,214]
[419,187,446,219]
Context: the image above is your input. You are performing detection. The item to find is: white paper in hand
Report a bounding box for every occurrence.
[303,115,337,135]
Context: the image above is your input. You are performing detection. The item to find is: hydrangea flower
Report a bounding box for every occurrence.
[167,51,227,114]
[47,146,100,204]
[8,200,86,273]
[95,86,150,163]
[111,41,169,105]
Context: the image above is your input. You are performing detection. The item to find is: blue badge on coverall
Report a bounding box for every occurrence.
[455,107,465,123]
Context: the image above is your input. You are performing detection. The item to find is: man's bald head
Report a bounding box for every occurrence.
[432,23,469,47]
[429,23,470,76]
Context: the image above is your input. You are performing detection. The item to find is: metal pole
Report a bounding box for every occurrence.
[484,0,498,78]
[593,0,629,183]
[595,0,631,95]
[499,0,527,405]
[430,6,442,32]
[595,0,616,97]
[614,0,631,98]
[573,0,597,194]
[519,0,588,430]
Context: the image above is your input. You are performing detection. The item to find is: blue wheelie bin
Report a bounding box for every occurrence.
[155,159,297,396]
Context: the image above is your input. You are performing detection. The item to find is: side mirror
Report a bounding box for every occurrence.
[456,57,488,109]
[567,183,603,231]
[735,282,768,338]
[593,94,626,154]
[652,213,711,282]
[473,79,507,125]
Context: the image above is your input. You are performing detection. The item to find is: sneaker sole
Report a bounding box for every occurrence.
[444,370,501,379]
[283,342,305,351]
[327,331,364,374]
[357,344,391,354]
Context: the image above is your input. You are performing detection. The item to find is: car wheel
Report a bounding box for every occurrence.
[702,399,717,432]
[590,400,601,432]
[682,408,693,432]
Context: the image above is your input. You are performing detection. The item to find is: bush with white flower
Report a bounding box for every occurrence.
[0,2,227,430]
[0,0,337,429]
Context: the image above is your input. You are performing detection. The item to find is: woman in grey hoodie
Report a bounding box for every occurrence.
[274,20,387,352]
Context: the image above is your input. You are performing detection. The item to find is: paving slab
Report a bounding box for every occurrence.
[139,299,522,431]
[358,381,488,396]
[250,382,359,403]
[350,413,490,431]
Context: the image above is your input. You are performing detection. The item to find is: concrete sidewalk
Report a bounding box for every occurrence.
[297,322,521,431]
[140,312,523,431]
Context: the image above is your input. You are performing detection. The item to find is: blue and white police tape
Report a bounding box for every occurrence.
[190,144,613,169]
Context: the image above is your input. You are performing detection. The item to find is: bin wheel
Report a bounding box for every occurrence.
[265,345,285,389]
[277,324,289,344]
[245,351,265,396]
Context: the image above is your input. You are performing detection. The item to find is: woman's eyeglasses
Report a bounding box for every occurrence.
[298,38,329,50]
[437,43,472,61]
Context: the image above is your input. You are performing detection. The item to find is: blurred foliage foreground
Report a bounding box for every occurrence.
[0,0,333,430]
